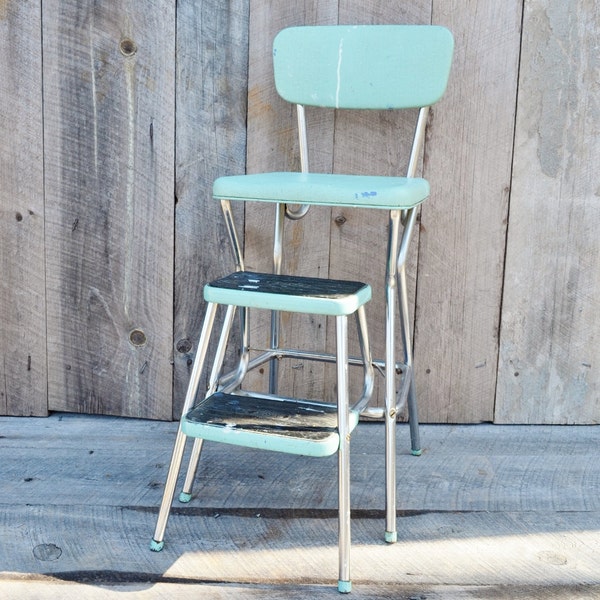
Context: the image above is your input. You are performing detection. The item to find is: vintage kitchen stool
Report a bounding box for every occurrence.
[151,24,454,593]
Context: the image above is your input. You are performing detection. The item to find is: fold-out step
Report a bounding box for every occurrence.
[182,391,359,457]
[204,271,371,316]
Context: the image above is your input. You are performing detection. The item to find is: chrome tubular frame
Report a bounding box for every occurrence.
[397,207,420,453]
[176,201,248,503]
[268,203,287,393]
[336,314,351,590]
[403,106,430,223]
[180,304,238,499]
[220,199,244,271]
[167,103,431,553]
[407,107,430,178]
[284,104,311,220]
[270,104,312,392]
[384,209,402,541]
[152,302,218,546]
[353,306,375,415]
[384,105,430,541]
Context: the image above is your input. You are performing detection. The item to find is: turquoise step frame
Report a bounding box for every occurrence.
[204,271,372,316]
[182,392,360,458]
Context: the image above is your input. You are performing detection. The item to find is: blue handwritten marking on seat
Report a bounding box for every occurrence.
[354,191,377,200]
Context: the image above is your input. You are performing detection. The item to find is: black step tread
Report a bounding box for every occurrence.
[207,271,368,299]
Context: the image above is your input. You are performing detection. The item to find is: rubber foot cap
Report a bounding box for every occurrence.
[150,539,164,552]
[338,580,352,594]
[385,530,397,544]
[411,448,423,456]
[179,491,192,503]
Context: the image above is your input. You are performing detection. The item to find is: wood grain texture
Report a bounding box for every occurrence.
[0,415,599,596]
[3,415,599,513]
[0,1,596,425]
[414,1,522,422]
[2,504,598,589]
[0,0,47,416]
[43,1,175,419]
[173,0,249,418]
[496,1,600,424]
[0,583,598,600]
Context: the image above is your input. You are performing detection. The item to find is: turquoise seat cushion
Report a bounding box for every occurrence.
[213,172,430,210]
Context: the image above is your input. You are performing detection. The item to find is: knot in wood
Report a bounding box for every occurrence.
[120,38,137,57]
[176,338,193,354]
[129,329,147,347]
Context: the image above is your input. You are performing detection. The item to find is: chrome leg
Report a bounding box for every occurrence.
[397,262,421,456]
[352,306,375,413]
[150,303,218,549]
[178,437,204,503]
[384,212,401,543]
[151,426,188,550]
[179,304,238,502]
[384,278,398,543]
[336,315,352,593]
[406,374,421,455]
[269,203,286,394]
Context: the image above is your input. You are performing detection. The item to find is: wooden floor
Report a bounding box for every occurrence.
[0,414,599,599]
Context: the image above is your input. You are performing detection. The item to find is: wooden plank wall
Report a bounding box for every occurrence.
[415,2,523,423]
[0,0,597,425]
[43,1,175,419]
[496,0,600,423]
[0,0,47,416]
[173,1,249,418]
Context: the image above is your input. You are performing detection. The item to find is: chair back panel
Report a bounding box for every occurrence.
[273,25,454,110]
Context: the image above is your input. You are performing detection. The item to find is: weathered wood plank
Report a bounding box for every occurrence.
[496,1,600,423]
[0,583,598,600]
[414,1,522,422]
[0,416,599,596]
[172,1,250,418]
[1,503,598,590]
[0,1,47,416]
[43,1,175,419]
[1,415,598,512]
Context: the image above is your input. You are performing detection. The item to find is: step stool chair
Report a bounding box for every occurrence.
[151,24,454,593]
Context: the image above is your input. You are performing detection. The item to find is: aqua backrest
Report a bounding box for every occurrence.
[273,25,454,110]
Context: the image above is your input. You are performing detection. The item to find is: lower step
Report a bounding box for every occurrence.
[182,391,359,457]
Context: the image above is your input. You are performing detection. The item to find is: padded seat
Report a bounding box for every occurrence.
[213,172,430,210]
